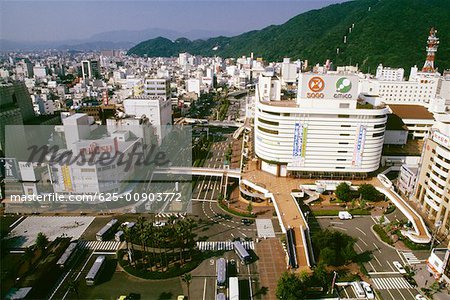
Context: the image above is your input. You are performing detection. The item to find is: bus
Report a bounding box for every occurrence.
[352,281,366,299]
[216,258,227,288]
[96,219,118,241]
[56,241,78,269]
[229,277,239,300]
[85,256,106,285]
[233,241,251,264]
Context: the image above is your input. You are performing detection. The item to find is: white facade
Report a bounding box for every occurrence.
[375,64,404,81]
[186,78,201,96]
[123,96,172,143]
[281,58,298,85]
[397,164,418,197]
[254,73,388,177]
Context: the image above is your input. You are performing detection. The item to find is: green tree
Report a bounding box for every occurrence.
[276,271,307,300]
[35,232,49,252]
[247,202,253,215]
[335,183,353,202]
[181,273,192,300]
[358,184,381,201]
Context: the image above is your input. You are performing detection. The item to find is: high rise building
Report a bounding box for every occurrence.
[411,119,450,237]
[254,72,388,177]
[81,60,100,79]
[143,78,170,99]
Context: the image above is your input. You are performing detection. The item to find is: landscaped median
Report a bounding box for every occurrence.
[311,208,371,217]
[218,199,255,219]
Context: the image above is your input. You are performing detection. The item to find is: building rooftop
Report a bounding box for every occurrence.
[386,114,409,131]
[388,104,434,120]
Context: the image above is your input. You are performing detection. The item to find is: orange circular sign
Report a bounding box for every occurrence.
[308,77,325,92]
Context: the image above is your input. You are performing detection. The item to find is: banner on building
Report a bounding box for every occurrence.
[352,125,366,167]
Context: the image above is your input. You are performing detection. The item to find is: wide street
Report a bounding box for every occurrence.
[312,214,427,300]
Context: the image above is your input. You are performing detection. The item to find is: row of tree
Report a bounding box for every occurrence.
[335,183,383,202]
[122,216,197,270]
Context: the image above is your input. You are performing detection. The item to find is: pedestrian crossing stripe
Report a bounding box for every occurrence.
[78,240,121,251]
[372,277,413,290]
[402,252,422,264]
[196,241,255,251]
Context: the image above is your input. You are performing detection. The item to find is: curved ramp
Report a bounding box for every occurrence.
[376,176,431,244]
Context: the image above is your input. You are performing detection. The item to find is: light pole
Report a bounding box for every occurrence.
[430,220,442,250]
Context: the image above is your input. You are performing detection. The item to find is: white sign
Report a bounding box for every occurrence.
[432,130,450,149]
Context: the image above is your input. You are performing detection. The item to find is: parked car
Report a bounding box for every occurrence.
[393,261,407,274]
[338,211,353,220]
[241,218,251,225]
[415,294,427,300]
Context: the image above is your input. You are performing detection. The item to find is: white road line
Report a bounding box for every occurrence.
[330,221,343,225]
[386,260,396,272]
[333,226,347,231]
[202,278,207,300]
[373,243,381,253]
[406,289,416,299]
[355,243,364,252]
[368,261,377,272]
[396,249,408,265]
[386,288,396,300]
[372,254,382,266]
[356,227,367,236]
[359,238,368,247]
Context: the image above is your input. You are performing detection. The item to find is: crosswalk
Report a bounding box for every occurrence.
[196,241,255,251]
[156,212,187,219]
[372,277,413,290]
[78,240,121,251]
[401,251,422,265]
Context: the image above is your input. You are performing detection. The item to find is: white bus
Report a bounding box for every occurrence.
[233,241,251,264]
[351,281,366,299]
[85,256,106,286]
[216,258,227,288]
[56,241,78,269]
[229,277,239,300]
[96,219,118,241]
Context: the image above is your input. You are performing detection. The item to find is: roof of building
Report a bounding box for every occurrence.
[386,114,409,131]
[388,104,434,120]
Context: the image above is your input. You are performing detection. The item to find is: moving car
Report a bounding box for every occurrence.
[338,211,353,220]
[360,282,375,299]
[393,261,407,274]
[241,218,251,225]
[415,294,427,300]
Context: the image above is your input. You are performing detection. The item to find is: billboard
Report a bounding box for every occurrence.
[299,73,359,100]
[0,158,20,180]
[352,125,367,167]
[292,123,307,166]
[432,130,450,149]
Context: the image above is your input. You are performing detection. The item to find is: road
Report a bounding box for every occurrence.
[313,215,425,300]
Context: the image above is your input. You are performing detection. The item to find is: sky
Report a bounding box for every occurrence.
[0,0,348,42]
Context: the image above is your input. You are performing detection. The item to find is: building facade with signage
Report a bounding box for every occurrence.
[411,120,450,237]
[254,72,389,177]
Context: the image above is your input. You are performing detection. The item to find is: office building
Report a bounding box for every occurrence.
[254,72,388,178]
[143,78,170,99]
[411,119,450,237]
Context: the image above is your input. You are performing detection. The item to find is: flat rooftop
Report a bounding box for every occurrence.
[389,104,434,120]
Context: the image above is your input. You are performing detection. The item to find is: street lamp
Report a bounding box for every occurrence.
[430,220,442,250]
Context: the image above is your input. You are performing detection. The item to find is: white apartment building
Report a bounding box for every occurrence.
[411,119,450,237]
[397,164,418,197]
[186,78,201,96]
[360,66,441,106]
[375,64,404,81]
[143,78,170,99]
[123,96,172,143]
[281,58,298,85]
[254,73,389,177]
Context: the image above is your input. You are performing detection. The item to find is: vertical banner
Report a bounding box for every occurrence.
[61,165,73,192]
[352,125,366,167]
[292,123,307,167]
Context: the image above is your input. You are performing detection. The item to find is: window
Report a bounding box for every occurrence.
[258,126,278,135]
[339,103,350,108]
[373,132,384,138]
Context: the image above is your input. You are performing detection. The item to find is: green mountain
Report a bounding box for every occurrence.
[128,0,450,72]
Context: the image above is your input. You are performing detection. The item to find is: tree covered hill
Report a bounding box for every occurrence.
[128,0,450,73]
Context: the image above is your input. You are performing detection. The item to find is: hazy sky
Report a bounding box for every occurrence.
[0,0,347,42]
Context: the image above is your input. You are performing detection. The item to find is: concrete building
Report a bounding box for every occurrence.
[388,104,435,139]
[123,96,172,143]
[254,72,389,178]
[411,120,450,237]
[143,78,170,99]
[398,164,418,197]
[375,64,404,81]
[186,78,201,96]
[426,245,450,283]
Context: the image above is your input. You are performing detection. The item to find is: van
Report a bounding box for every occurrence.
[338,211,353,220]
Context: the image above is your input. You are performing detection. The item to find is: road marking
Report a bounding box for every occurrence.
[386,288,396,300]
[359,238,368,246]
[355,243,364,253]
[406,289,416,299]
[368,271,399,275]
[373,243,382,253]
[202,278,207,300]
[356,227,367,236]
[368,261,377,272]
[372,254,382,266]
[396,249,408,266]
[386,260,396,272]
[330,221,343,225]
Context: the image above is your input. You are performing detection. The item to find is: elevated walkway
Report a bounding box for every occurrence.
[376,174,431,244]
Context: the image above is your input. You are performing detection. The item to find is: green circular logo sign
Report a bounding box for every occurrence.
[336,77,352,93]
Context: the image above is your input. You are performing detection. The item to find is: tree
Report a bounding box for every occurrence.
[335,183,353,202]
[276,271,307,300]
[181,273,192,300]
[358,184,381,201]
[35,232,49,252]
[23,247,34,270]
[68,279,80,300]
[247,202,253,215]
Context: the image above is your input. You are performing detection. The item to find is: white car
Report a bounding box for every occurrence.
[360,282,375,299]
[415,294,427,300]
[393,261,407,274]
[338,211,353,220]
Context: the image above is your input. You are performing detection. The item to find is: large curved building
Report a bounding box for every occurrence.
[254,72,389,178]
